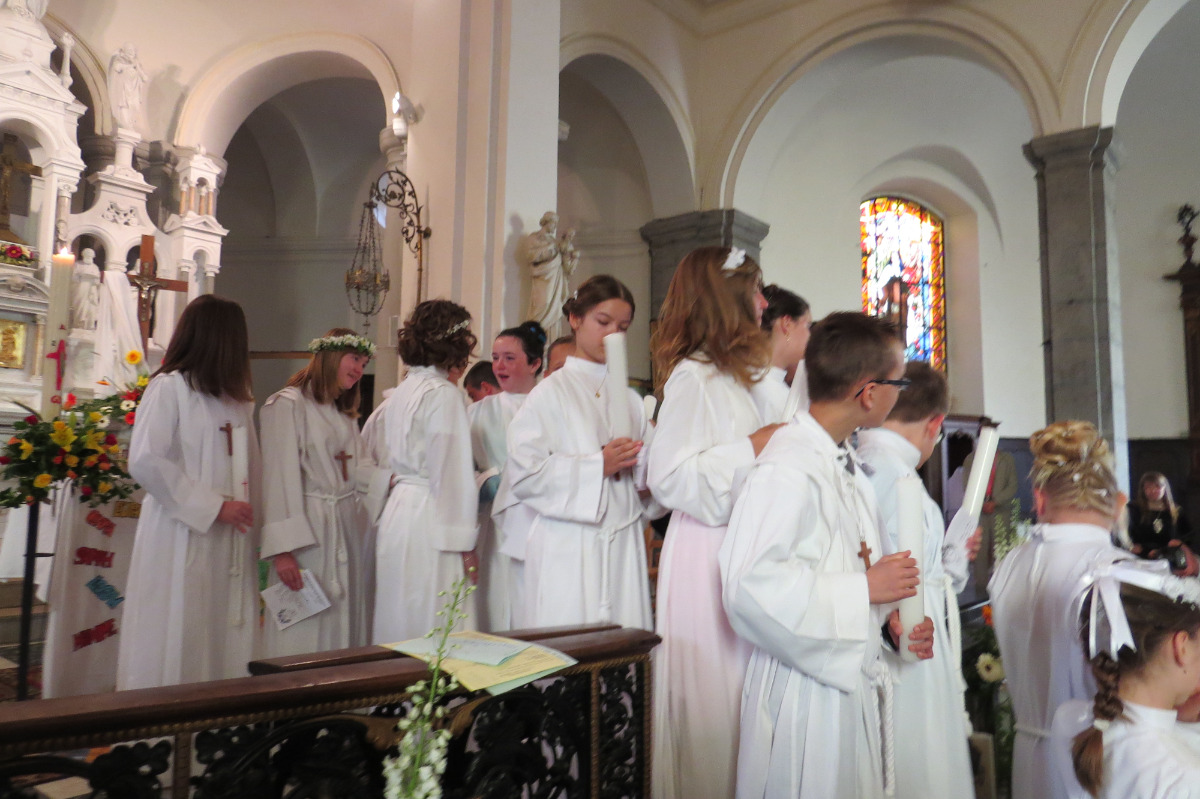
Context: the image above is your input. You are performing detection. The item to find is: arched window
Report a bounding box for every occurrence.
[860,197,946,369]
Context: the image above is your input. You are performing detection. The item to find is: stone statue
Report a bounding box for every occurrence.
[3,0,48,19]
[519,212,579,336]
[71,247,100,331]
[108,43,148,132]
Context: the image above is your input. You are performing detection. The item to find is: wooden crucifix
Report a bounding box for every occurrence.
[857,540,873,569]
[0,134,41,245]
[334,451,353,481]
[126,234,188,353]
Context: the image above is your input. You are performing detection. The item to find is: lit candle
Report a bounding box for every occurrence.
[41,248,74,417]
[896,475,925,663]
[961,425,1000,520]
[603,332,631,439]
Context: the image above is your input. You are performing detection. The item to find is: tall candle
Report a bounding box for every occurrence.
[961,425,1000,520]
[231,425,250,502]
[782,361,807,422]
[896,475,925,663]
[603,332,632,439]
[41,248,74,417]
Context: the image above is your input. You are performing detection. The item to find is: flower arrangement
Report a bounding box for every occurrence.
[962,602,1014,795]
[383,572,475,799]
[0,242,36,268]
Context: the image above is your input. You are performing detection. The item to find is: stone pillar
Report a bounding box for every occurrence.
[638,209,770,319]
[1023,125,1128,486]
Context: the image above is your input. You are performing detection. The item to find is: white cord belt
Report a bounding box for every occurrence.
[304,489,356,598]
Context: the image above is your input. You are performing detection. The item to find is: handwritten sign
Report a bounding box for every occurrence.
[85,575,124,609]
[72,618,117,651]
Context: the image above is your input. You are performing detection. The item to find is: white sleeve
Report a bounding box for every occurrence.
[648,367,755,526]
[720,461,872,691]
[258,394,318,560]
[421,389,479,552]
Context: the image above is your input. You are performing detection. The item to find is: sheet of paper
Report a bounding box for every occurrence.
[260,569,331,631]
[387,630,530,666]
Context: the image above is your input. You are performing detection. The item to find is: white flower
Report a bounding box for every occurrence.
[120,400,135,411]
[976,652,1005,683]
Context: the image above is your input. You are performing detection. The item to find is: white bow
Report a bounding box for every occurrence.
[722,247,746,272]
[1084,560,1191,659]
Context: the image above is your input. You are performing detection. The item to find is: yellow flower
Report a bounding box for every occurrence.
[98,481,112,494]
[32,473,51,489]
[125,350,142,366]
[49,421,76,448]
[18,440,32,460]
[64,454,79,467]
[88,412,103,424]
[83,455,98,468]
[136,375,148,388]
[108,445,121,455]
[83,430,105,452]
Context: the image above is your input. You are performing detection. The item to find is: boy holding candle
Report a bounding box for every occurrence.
[856,360,976,799]
[720,312,934,799]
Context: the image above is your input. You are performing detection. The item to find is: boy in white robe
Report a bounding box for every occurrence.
[856,360,976,799]
[720,311,934,799]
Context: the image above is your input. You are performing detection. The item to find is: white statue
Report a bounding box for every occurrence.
[108,43,147,132]
[3,0,48,19]
[519,212,579,336]
[70,247,101,331]
[94,258,143,387]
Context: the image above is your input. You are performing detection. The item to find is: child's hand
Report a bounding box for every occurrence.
[273,551,303,591]
[966,527,983,562]
[886,610,935,659]
[867,551,919,604]
[218,500,253,533]
[602,438,642,477]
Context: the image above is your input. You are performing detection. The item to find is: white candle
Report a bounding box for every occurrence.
[603,332,632,439]
[231,425,250,502]
[961,425,1000,520]
[41,248,74,417]
[896,475,925,663]
[782,362,806,422]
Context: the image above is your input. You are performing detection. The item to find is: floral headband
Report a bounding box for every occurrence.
[438,318,470,339]
[1082,560,1200,661]
[308,334,376,357]
[722,247,746,275]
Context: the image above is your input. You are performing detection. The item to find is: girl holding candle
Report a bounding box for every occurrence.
[646,246,780,799]
[990,421,1135,799]
[493,275,660,630]
[373,300,480,643]
[117,295,261,689]
[469,320,545,630]
[752,283,811,423]
[258,328,389,656]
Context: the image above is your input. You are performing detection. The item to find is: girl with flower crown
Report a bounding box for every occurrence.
[117,295,261,689]
[493,275,662,630]
[258,327,389,657]
[646,245,779,799]
[468,320,546,631]
[373,300,480,642]
[990,420,1137,799]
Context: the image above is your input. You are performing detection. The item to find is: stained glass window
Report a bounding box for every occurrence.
[860,197,946,369]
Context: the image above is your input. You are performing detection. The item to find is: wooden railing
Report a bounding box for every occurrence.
[0,625,660,798]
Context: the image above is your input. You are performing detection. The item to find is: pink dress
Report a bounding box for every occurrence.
[647,358,763,799]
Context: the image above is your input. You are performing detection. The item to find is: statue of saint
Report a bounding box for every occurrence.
[71,248,101,331]
[3,0,48,20]
[519,212,579,336]
[109,43,148,132]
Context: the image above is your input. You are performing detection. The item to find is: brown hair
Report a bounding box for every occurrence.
[397,299,477,371]
[760,284,810,331]
[805,312,901,403]
[286,327,364,418]
[651,246,771,391]
[464,360,498,391]
[156,294,252,402]
[1072,584,1200,796]
[1029,421,1119,517]
[562,275,635,321]
[1136,471,1180,522]
[887,360,949,423]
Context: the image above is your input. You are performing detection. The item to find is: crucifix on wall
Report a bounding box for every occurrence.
[126,234,187,353]
[0,133,41,245]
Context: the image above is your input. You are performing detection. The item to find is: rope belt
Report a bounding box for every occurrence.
[868,659,897,797]
[304,489,356,598]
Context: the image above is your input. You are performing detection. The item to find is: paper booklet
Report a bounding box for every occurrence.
[385,630,577,695]
[260,569,332,631]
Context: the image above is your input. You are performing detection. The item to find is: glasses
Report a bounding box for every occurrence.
[854,377,912,399]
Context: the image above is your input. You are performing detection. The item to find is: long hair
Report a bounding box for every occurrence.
[1136,471,1180,522]
[286,327,363,418]
[156,294,253,402]
[1071,584,1200,796]
[651,246,770,391]
[1029,421,1119,518]
[397,300,477,371]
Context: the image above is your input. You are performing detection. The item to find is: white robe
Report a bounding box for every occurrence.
[258,387,389,657]
[493,355,657,630]
[1052,699,1200,799]
[116,372,261,689]
[373,366,478,643]
[646,357,761,799]
[855,427,974,799]
[468,390,527,631]
[750,365,789,424]
[989,523,1134,799]
[720,412,891,799]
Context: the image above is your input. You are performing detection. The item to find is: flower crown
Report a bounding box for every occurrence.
[438,319,470,339]
[1082,560,1200,660]
[307,334,376,357]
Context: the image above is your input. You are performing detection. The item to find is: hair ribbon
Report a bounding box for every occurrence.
[1083,560,1189,659]
[722,247,746,273]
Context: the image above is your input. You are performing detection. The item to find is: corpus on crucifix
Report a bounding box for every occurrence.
[126,235,187,353]
[0,133,41,245]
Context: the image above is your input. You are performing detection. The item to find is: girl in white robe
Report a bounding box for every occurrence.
[646,246,779,799]
[750,284,811,423]
[1050,562,1200,799]
[373,301,480,643]
[990,420,1134,799]
[494,275,660,631]
[117,295,261,689]
[259,329,389,657]
[469,320,545,631]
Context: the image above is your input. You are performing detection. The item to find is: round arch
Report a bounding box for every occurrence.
[174,32,401,156]
[713,8,1056,207]
[42,15,111,137]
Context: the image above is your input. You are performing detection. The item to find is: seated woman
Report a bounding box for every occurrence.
[1128,472,1194,563]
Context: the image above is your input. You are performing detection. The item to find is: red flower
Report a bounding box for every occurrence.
[24,415,37,424]
[52,455,62,465]
[122,391,138,401]
[99,462,111,471]
[0,456,10,465]
[63,393,76,410]
[124,411,136,425]
[6,245,22,258]
[80,485,93,497]
[104,434,117,446]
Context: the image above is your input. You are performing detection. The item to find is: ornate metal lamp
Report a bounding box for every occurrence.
[345,200,389,333]
[371,169,430,303]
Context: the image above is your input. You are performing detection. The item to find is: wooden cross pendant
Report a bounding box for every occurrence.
[219,422,233,456]
[858,540,873,569]
[334,450,353,481]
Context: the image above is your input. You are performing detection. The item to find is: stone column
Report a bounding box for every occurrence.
[1023,125,1128,485]
[638,209,770,319]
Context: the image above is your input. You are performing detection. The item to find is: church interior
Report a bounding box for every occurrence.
[0,0,1196,796]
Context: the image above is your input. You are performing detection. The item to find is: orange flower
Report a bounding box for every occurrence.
[62,393,76,410]
[982,605,993,627]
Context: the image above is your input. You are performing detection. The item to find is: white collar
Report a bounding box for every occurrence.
[563,354,607,380]
[1122,701,1182,730]
[856,427,921,471]
[1031,522,1113,544]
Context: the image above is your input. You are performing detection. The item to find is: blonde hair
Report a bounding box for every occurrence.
[651,246,771,391]
[1029,421,1118,516]
[287,327,364,417]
